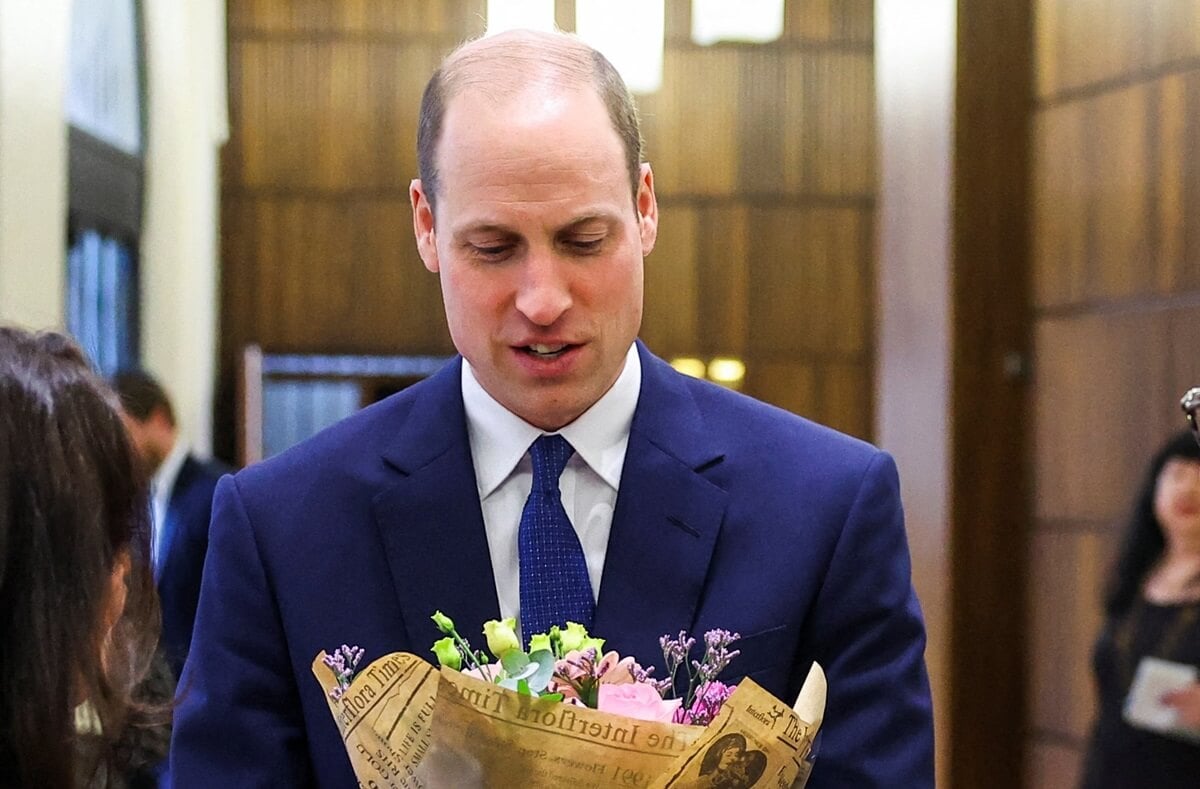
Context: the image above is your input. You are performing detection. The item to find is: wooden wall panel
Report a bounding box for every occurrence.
[695,204,750,356]
[816,361,869,439]
[749,207,866,358]
[1035,72,1200,310]
[1025,741,1084,789]
[748,361,816,420]
[227,42,440,190]
[1027,530,1110,740]
[649,48,741,198]
[1036,0,1200,100]
[1032,98,1088,307]
[1033,312,1170,523]
[784,0,873,44]
[1028,0,1200,778]
[229,0,486,36]
[1089,87,1152,301]
[641,205,700,353]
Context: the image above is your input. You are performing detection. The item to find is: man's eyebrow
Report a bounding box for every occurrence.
[452,222,517,240]
[559,213,619,231]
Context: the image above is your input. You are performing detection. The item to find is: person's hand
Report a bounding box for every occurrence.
[1161,682,1200,728]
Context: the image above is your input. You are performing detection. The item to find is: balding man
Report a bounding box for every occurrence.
[171,30,933,787]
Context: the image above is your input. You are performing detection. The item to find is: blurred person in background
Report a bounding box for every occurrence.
[1082,430,1200,787]
[112,371,227,678]
[0,327,167,787]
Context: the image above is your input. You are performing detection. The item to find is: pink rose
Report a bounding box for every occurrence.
[594,651,637,685]
[597,682,682,723]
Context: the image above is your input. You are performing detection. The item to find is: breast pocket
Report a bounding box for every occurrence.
[721,623,798,693]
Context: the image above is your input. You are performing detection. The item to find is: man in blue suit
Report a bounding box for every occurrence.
[114,370,227,677]
[172,29,933,787]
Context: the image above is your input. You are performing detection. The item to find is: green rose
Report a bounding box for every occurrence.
[432,637,461,670]
[580,636,606,654]
[431,611,455,635]
[484,618,520,658]
[559,621,591,653]
[527,632,553,653]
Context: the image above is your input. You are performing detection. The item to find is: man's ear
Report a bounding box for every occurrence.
[410,179,440,273]
[636,163,658,256]
[148,405,173,432]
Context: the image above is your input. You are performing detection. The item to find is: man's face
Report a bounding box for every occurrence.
[119,409,172,474]
[411,84,658,431]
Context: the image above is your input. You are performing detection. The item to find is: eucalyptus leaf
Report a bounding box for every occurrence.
[501,650,530,676]
[526,649,556,692]
[500,651,540,683]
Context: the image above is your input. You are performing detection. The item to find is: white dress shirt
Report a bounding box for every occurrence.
[462,343,641,624]
[151,439,188,569]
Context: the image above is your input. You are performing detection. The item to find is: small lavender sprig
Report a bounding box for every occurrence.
[323,644,365,700]
[658,631,696,699]
[658,628,741,711]
[692,629,741,686]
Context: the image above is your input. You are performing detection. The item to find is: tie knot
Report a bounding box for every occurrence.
[529,434,574,493]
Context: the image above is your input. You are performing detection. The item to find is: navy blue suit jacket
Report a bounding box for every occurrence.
[171,344,933,786]
[158,453,226,677]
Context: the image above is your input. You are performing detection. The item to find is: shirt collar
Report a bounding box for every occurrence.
[153,439,188,506]
[462,343,641,498]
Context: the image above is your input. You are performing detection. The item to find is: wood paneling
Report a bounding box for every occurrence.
[229,0,486,37]
[641,205,700,353]
[219,0,878,458]
[1032,100,1090,307]
[1025,740,1085,789]
[1033,312,1171,523]
[949,1,1034,783]
[784,0,873,44]
[695,203,750,356]
[1027,530,1111,740]
[1035,0,1200,100]
[749,207,867,357]
[1028,0,1200,778]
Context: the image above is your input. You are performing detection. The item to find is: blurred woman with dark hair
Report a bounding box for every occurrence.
[1081,430,1200,787]
[0,327,164,787]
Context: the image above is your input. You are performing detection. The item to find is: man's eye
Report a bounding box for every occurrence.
[565,238,604,254]
[471,244,513,261]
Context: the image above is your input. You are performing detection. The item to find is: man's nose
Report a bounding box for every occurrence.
[514,252,572,326]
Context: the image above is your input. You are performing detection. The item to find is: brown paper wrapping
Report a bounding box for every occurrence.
[312,651,824,788]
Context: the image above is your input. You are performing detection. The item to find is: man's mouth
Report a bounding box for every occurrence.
[521,343,573,359]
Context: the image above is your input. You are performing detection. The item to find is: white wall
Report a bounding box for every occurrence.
[140,0,227,455]
[0,0,70,329]
[875,2,955,786]
[0,0,226,456]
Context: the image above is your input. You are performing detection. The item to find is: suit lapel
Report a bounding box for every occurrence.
[156,454,198,580]
[593,344,728,667]
[371,359,502,654]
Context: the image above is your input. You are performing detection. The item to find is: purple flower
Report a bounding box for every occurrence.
[323,644,364,700]
[655,628,742,715]
[675,680,735,726]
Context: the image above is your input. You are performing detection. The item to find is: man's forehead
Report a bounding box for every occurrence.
[449,211,621,237]
[437,85,621,168]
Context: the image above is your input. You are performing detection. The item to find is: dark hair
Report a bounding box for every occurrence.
[0,327,158,786]
[1104,430,1200,616]
[416,30,643,217]
[111,369,175,426]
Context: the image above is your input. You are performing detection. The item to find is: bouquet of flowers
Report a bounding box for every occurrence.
[312,613,824,788]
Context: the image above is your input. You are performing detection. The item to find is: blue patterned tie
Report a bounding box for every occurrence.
[518,434,594,639]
